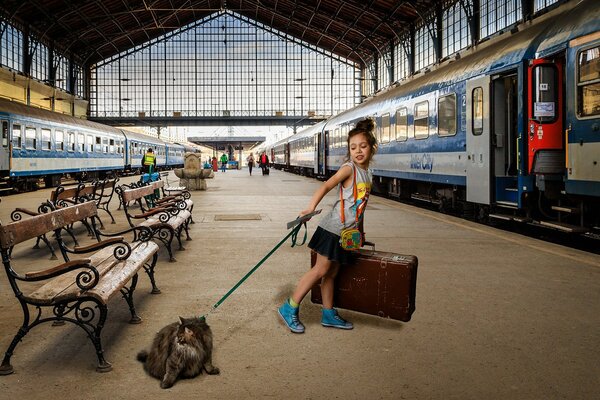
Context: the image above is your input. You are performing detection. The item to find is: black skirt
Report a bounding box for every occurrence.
[308,226,355,265]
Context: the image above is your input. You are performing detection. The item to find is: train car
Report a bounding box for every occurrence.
[287,121,327,177]
[123,130,167,172]
[0,97,125,190]
[166,142,186,168]
[287,0,600,232]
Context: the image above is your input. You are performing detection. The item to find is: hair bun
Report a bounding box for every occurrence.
[356,118,375,133]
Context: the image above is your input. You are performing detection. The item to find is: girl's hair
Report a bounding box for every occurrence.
[345,118,378,162]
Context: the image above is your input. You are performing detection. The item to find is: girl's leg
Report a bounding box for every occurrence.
[290,252,333,305]
[319,262,340,309]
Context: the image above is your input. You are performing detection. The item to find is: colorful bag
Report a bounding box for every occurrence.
[338,165,363,251]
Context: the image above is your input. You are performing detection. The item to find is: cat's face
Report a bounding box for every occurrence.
[176,326,195,344]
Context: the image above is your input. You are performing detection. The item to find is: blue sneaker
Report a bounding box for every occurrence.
[278,301,305,333]
[321,308,353,330]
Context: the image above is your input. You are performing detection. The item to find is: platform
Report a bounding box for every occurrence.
[1,168,599,399]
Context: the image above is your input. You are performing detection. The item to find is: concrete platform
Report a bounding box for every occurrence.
[0,168,599,399]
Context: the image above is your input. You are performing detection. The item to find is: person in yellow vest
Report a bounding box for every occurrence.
[142,148,156,173]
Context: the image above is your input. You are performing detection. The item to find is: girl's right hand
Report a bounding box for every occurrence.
[299,209,314,218]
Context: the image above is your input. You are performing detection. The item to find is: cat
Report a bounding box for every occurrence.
[137,316,220,389]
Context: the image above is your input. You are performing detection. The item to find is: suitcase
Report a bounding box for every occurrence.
[310,249,418,322]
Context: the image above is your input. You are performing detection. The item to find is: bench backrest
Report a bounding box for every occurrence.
[151,180,165,190]
[51,186,80,202]
[0,202,97,249]
[120,185,155,203]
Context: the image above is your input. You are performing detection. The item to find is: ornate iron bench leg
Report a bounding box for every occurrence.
[176,226,185,250]
[38,234,57,260]
[184,219,192,241]
[143,253,161,294]
[90,302,112,373]
[0,303,32,375]
[120,273,142,324]
[156,227,176,262]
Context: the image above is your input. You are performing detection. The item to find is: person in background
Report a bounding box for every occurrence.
[142,148,156,173]
[220,153,228,172]
[247,153,255,176]
[260,152,270,175]
[277,118,378,333]
[211,156,218,172]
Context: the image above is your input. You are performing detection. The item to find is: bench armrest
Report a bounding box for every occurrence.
[72,237,125,253]
[96,225,154,243]
[11,208,40,221]
[21,259,100,290]
[133,208,169,219]
[66,237,132,261]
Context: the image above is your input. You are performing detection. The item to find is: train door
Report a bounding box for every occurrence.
[527,58,564,175]
[491,73,519,204]
[466,76,491,204]
[0,120,9,173]
[317,130,328,176]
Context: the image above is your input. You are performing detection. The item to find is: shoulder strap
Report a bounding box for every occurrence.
[339,164,357,225]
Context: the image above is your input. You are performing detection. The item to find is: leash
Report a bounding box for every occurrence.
[199,210,322,321]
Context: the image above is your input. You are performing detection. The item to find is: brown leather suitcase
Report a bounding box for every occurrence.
[310,248,418,322]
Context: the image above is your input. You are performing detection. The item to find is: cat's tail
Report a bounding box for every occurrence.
[137,350,149,363]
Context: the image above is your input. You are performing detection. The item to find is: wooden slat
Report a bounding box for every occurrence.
[24,241,158,305]
[0,202,97,249]
[122,186,154,203]
[86,242,158,303]
[152,180,165,189]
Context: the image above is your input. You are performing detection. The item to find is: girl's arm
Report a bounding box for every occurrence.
[299,164,353,217]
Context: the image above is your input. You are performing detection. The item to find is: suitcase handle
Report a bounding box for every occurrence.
[362,241,376,252]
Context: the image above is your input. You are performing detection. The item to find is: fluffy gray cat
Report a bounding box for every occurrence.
[137,316,220,388]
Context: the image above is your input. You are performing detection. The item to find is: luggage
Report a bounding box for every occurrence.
[310,248,418,322]
[262,167,269,175]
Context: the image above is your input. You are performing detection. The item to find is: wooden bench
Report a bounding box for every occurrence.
[91,177,119,227]
[0,202,160,375]
[150,179,194,221]
[9,185,95,259]
[115,185,192,262]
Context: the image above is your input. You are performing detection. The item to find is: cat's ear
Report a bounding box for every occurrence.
[179,316,186,325]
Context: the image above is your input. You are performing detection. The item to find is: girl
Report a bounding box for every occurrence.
[278,118,377,333]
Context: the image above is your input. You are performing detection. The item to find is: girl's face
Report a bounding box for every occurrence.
[349,132,372,168]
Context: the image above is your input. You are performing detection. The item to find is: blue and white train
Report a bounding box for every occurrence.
[268,0,600,232]
[0,97,196,190]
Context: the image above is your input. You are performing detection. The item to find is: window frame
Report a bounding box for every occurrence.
[414,100,430,140]
[438,93,457,137]
[395,107,408,141]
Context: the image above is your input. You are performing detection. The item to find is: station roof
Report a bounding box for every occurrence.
[0,0,441,66]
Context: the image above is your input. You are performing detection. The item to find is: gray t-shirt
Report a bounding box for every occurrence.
[318,161,373,236]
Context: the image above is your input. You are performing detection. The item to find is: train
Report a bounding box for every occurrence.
[0,97,197,191]
[263,0,600,233]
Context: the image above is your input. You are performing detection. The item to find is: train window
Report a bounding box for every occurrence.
[438,94,457,136]
[414,101,429,139]
[102,138,108,153]
[577,45,600,117]
[395,108,408,141]
[12,124,22,148]
[95,137,101,153]
[109,139,115,153]
[472,87,484,135]
[25,127,36,149]
[41,129,51,150]
[78,133,85,152]
[381,113,391,143]
[64,132,71,152]
[334,128,339,148]
[55,131,64,151]
[532,65,558,123]
[88,135,94,152]
[1,121,7,147]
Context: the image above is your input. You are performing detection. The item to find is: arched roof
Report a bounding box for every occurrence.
[0,0,441,66]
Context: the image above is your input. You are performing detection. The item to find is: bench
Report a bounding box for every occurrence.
[115,185,192,262]
[91,177,119,227]
[8,182,105,259]
[0,202,160,374]
[150,179,194,222]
